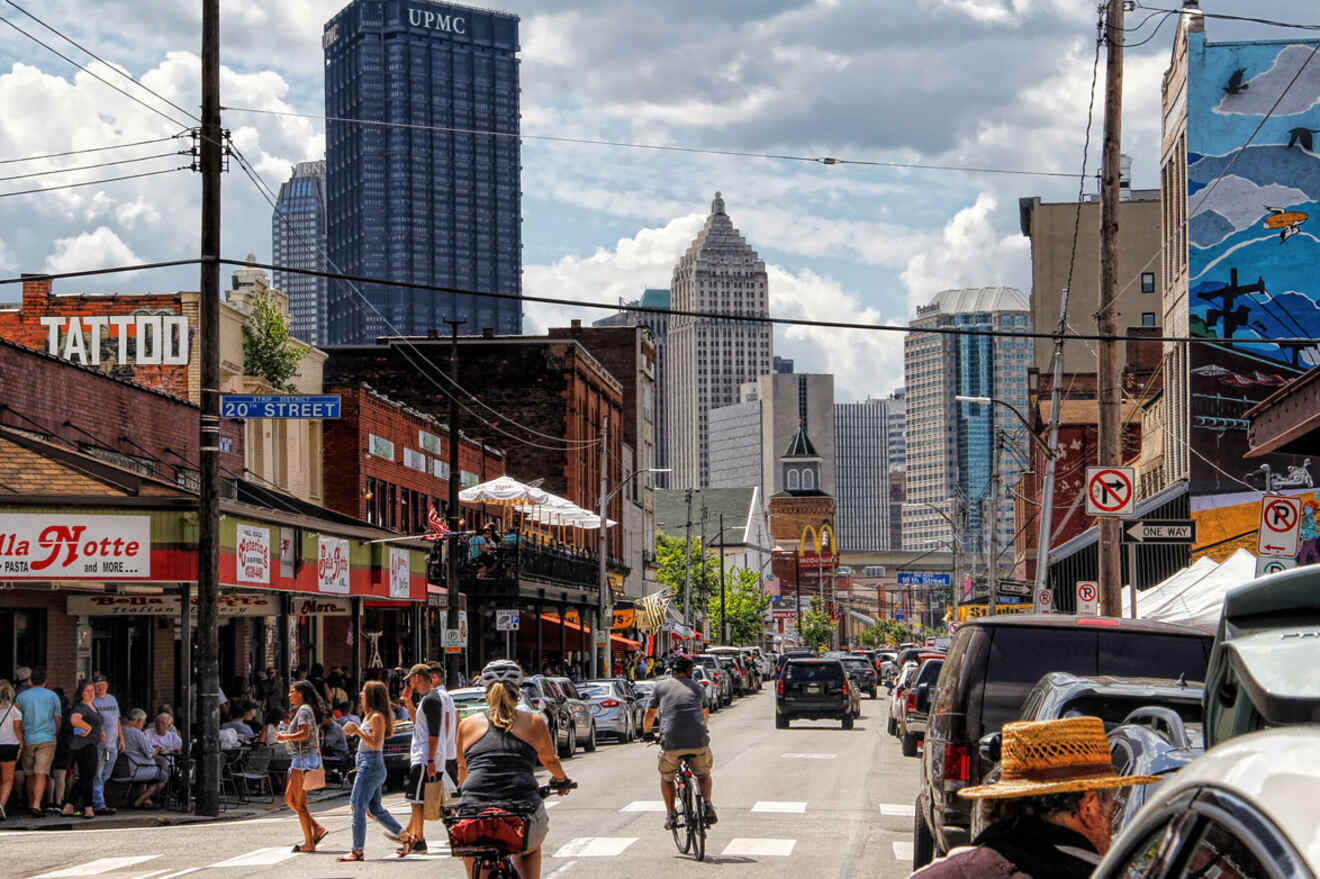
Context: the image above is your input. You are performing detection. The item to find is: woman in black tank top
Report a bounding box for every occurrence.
[456,662,573,879]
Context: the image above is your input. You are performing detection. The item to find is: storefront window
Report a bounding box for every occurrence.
[1,609,46,681]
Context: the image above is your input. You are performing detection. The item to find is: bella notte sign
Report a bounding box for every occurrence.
[0,514,150,578]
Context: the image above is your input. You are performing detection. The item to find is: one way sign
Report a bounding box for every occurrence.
[1120,520,1198,544]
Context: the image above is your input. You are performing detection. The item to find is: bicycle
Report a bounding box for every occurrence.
[648,738,710,861]
[443,780,576,879]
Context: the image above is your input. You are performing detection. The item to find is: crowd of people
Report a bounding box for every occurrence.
[0,667,183,820]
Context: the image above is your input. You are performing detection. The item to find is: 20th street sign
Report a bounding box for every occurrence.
[1120,520,1198,544]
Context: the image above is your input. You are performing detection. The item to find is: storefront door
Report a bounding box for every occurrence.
[91,617,151,717]
[0,608,46,683]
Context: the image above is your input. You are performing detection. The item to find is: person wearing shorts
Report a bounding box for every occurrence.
[15,666,60,819]
[397,663,445,857]
[0,679,22,819]
[643,655,717,830]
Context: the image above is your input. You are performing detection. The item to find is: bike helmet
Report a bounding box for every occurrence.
[671,655,695,674]
[478,659,525,689]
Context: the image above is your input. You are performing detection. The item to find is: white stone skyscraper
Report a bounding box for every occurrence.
[668,193,773,489]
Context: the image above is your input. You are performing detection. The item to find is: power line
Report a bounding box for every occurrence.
[0,151,183,185]
[2,0,203,124]
[1135,4,1320,33]
[222,105,1082,179]
[0,134,184,166]
[0,14,193,132]
[0,166,188,199]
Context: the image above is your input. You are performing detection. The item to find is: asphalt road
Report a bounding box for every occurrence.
[7,686,923,879]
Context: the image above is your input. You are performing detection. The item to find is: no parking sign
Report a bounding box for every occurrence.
[1075,581,1099,616]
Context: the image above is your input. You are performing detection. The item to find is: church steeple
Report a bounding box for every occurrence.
[781,420,823,494]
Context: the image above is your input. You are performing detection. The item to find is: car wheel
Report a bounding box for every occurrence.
[841,714,854,730]
[901,732,918,757]
[623,717,634,743]
[584,722,597,752]
[775,713,789,729]
[557,723,573,758]
[912,808,935,870]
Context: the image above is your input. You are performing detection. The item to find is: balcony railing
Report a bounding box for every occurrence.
[432,540,627,597]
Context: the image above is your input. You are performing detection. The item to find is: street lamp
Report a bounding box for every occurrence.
[596,466,670,678]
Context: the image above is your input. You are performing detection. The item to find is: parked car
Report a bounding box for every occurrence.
[691,666,717,710]
[548,676,597,753]
[838,654,879,698]
[1093,728,1320,879]
[522,675,576,758]
[708,646,762,690]
[714,654,747,696]
[913,615,1213,870]
[888,662,920,737]
[1203,565,1320,748]
[900,658,944,757]
[776,657,855,730]
[632,679,657,714]
[579,679,637,742]
[692,654,732,706]
[382,719,415,786]
[1106,710,1204,835]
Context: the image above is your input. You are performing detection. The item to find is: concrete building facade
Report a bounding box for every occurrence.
[668,193,772,489]
[707,400,762,489]
[592,288,670,487]
[835,399,890,552]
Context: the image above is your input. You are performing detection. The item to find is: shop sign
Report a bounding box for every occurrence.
[235,524,271,584]
[279,527,295,579]
[67,593,279,617]
[0,514,150,579]
[292,596,350,616]
[458,609,469,643]
[957,603,1036,622]
[611,608,635,631]
[41,314,190,366]
[388,546,411,599]
[317,536,350,594]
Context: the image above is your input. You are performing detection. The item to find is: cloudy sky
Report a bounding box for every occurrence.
[0,1,1314,400]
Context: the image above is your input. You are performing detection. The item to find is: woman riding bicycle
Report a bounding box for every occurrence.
[455,660,573,879]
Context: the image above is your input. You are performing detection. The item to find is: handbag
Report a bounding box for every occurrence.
[422,777,446,821]
[447,808,528,854]
[301,766,326,791]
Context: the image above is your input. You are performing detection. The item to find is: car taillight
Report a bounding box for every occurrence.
[532,698,543,709]
[777,679,784,696]
[842,680,849,696]
[943,744,971,782]
[906,690,917,712]
[601,699,620,708]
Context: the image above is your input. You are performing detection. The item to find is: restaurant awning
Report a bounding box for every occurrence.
[535,612,639,651]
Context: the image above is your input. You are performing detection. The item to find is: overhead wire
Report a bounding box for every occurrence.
[0,167,189,198]
[0,151,185,185]
[1135,4,1320,33]
[0,134,185,166]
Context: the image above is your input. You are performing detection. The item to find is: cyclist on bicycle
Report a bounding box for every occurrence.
[455,659,573,879]
[642,654,717,830]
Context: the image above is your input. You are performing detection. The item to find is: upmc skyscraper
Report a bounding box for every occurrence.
[322,0,522,344]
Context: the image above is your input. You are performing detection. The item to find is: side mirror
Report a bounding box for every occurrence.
[978,731,1002,765]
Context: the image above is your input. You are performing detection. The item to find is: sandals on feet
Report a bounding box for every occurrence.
[313,825,329,845]
[337,850,365,862]
[291,843,316,853]
[396,833,425,857]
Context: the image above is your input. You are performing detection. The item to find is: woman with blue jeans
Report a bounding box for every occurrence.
[338,680,404,862]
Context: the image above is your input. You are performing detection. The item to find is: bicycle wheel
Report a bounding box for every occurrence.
[672,775,693,854]
[690,794,707,861]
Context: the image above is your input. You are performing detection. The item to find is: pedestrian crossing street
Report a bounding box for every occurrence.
[24,798,918,877]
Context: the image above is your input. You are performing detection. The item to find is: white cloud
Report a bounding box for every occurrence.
[900,193,1031,315]
[1217,44,1320,117]
[0,238,14,274]
[44,226,144,275]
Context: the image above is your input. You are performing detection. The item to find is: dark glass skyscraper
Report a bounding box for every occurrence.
[322,0,522,344]
[272,161,328,345]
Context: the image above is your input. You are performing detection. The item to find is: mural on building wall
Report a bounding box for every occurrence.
[1187,37,1320,495]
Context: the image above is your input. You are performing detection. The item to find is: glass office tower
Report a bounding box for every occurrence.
[272,161,328,345]
[323,0,522,344]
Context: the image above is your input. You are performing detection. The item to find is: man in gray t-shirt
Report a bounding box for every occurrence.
[643,655,716,830]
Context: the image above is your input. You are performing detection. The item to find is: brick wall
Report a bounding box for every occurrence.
[0,337,244,480]
[0,590,77,692]
[0,278,193,399]
[323,338,625,556]
[152,619,176,713]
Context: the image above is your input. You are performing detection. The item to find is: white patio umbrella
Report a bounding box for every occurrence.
[458,474,552,505]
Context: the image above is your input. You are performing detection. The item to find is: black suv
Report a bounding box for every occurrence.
[836,654,879,699]
[775,657,854,729]
[913,615,1212,869]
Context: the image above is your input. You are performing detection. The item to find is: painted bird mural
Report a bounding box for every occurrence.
[1225,67,1249,95]
[1288,128,1320,151]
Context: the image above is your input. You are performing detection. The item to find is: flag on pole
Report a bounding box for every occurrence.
[425,504,450,540]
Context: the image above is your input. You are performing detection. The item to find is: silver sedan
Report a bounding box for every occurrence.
[578,679,638,742]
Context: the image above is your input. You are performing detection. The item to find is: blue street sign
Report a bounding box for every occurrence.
[894,612,906,622]
[221,394,341,419]
[896,571,952,587]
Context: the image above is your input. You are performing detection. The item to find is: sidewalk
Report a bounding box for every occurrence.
[0,787,350,832]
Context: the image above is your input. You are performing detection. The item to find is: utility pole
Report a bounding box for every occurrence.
[444,320,465,688]
[194,0,222,818]
[718,513,727,643]
[986,433,1001,616]
[1098,0,1125,616]
[1035,289,1071,611]
[595,415,609,678]
[683,489,693,629]
[794,552,802,639]
[699,499,708,638]
[950,495,961,623]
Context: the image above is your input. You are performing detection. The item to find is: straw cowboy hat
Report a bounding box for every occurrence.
[959,716,1162,799]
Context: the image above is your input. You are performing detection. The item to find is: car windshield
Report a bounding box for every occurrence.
[1057,694,1202,729]
[841,659,870,672]
[787,663,842,682]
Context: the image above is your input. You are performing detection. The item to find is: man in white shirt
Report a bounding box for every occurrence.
[427,662,459,784]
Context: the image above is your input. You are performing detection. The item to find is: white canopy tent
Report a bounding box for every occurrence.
[1125,549,1258,628]
[1121,555,1218,618]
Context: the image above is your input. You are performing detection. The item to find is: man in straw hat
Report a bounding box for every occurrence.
[910,716,1161,879]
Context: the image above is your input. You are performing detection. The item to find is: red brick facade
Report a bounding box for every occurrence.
[0,277,194,399]
[0,337,244,481]
[323,385,506,530]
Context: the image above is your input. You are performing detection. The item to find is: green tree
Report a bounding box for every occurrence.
[797,597,835,651]
[706,568,771,645]
[654,532,720,612]
[242,293,303,391]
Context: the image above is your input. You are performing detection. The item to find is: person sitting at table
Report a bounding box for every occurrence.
[261,708,284,746]
[120,709,167,808]
[144,713,181,771]
[221,701,258,742]
[320,714,349,763]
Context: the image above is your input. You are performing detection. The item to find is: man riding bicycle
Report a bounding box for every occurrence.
[642,654,717,830]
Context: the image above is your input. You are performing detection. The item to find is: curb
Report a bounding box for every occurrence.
[0,789,349,833]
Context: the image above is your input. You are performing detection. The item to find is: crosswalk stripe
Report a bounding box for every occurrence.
[551,837,639,858]
[154,870,202,879]
[208,847,299,868]
[32,856,161,878]
[893,841,915,860]
[620,800,667,812]
[373,853,451,861]
[780,752,836,759]
[879,803,916,817]
[751,801,807,814]
[543,798,563,809]
[720,838,797,857]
